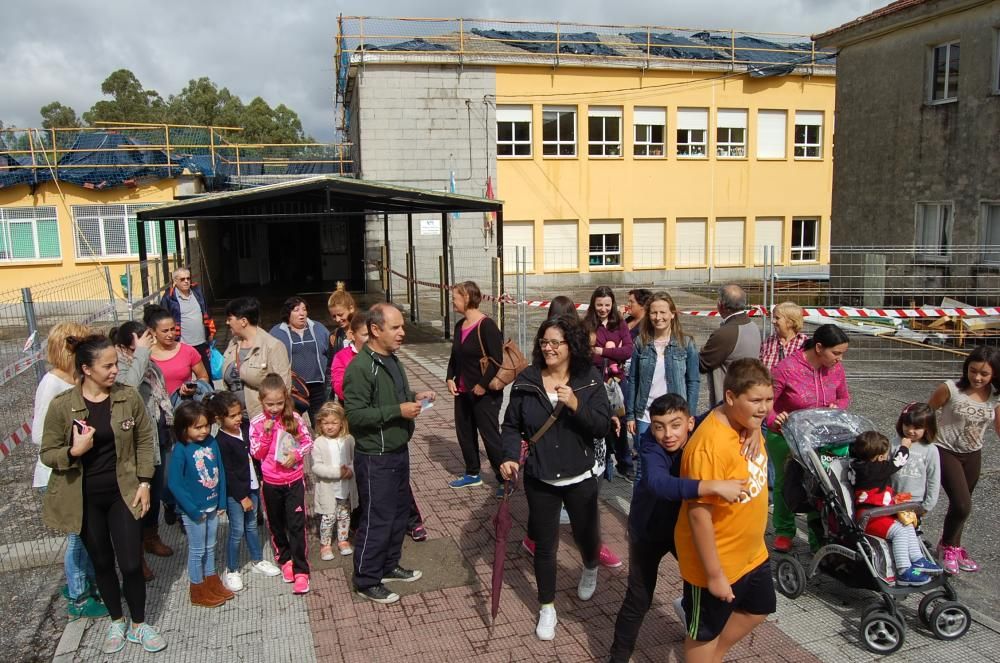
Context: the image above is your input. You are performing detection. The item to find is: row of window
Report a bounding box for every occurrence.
[503,216,820,273]
[928,29,1000,103]
[496,106,825,160]
[916,202,1000,262]
[0,204,177,262]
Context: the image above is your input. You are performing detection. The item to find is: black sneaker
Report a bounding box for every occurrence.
[355,584,400,604]
[163,505,177,525]
[382,566,423,583]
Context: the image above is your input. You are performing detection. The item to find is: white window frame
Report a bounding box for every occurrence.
[0,206,61,262]
[542,106,577,157]
[914,202,953,260]
[716,109,747,158]
[633,107,666,158]
[791,217,820,263]
[588,220,622,268]
[587,107,622,158]
[981,202,1000,264]
[929,41,960,104]
[72,204,170,258]
[676,108,708,158]
[756,109,787,159]
[794,111,823,159]
[496,105,532,158]
[675,218,708,267]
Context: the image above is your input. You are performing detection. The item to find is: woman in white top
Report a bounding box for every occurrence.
[31,322,106,618]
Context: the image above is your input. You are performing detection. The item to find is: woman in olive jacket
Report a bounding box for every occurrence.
[499,314,612,642]
[41,334,164,654]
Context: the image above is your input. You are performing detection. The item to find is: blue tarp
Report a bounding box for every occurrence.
[470,28,621,57]
[362,38,453,52]
[622,32,727,61]
[690,32,829,77]
[54,132,176,189]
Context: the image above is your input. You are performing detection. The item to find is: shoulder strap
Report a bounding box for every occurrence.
[528,402,564,445]
[476,320,488,359]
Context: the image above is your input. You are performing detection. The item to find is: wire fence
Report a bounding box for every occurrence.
[0,262,171,573]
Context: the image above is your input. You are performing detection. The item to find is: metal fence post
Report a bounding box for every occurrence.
[21,288,45,385]
[126,270,135,321]
[103,266,119,324]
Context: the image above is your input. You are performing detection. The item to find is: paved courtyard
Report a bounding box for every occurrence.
[48,338,1000,662]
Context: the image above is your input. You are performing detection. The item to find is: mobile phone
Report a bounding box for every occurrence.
[73,419,87,433]
[184,381,197,390]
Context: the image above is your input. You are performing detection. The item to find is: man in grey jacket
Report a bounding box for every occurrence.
[699,285,762,407]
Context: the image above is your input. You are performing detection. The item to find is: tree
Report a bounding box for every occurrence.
[164,77,245,128]
[82,69,165,125]
[39,102,81,129]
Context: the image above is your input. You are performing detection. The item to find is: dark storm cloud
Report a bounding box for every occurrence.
[0,0,871,142]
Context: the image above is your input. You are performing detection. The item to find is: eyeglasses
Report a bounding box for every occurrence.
[176,276,191,281]
[538,339,567,349]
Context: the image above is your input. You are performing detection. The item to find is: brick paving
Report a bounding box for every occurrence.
[54,337,1000,662]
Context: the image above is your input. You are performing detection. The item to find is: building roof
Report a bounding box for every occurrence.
[814,0,987,47]
[135,174,503,220]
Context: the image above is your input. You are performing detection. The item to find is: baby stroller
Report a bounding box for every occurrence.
[773,408,971,654]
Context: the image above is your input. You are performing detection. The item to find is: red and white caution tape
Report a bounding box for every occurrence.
[0,421,31,459]
[0,350,45,390]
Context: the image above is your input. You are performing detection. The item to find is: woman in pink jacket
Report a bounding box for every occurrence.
[767,324,851,553]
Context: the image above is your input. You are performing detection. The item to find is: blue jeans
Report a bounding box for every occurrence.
[181,510,219,584]
[65,533,97,600]
[226,493,263,572]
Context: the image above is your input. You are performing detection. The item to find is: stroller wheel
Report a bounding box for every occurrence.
[774,557,806,599]
[860,610,905,654]
[928,601,971,641]
[918,589,949,627]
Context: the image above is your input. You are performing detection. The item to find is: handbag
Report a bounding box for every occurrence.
[290,371,310,410]
[477,322,528,392]
[208,341,225,381]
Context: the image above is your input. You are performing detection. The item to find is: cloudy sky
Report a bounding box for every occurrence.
[1,0,876,142]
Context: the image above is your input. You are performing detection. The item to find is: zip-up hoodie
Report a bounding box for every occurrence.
[501,365,612,482]
[270,319,332,384]
[330,343,359,401]
[343,344,416,455]
[767,349,850,429]
[249,411,313,484]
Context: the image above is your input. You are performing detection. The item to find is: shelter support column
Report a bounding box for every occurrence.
[158,220,170,285]
[136,219,150,298]
[383,212,391,301]
[407,213,416,323]
[442,212,451,340]
[496,208,504,334]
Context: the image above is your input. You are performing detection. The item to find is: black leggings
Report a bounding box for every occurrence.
[455,391,504,482]
[939,447,982,547]
[81,482,145,623]
[524,474,600,604]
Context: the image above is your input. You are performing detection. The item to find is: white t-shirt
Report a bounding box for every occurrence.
[31,372,75,488]
[540,392,593,487]
[639,338,670,424]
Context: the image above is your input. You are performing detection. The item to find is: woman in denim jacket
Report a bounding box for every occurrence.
[625,292,700,439]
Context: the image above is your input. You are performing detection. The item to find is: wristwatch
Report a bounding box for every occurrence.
[138,482,151,490]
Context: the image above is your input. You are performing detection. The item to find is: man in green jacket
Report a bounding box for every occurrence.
[344,303,435,604]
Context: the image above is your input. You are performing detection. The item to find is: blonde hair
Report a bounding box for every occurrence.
[47,322,92,375]
[773,301,804,334]
[315,401,349,437]
[638,291,689,348]
[327,287,355,312]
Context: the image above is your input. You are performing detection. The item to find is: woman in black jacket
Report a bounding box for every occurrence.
[445,281,506,494]
[500,314,612,642]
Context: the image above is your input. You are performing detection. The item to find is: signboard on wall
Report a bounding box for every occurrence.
[420,218,441,236]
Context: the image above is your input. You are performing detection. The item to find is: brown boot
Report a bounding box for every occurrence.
[189,582,225,608]
[143,526,174,557]
[203,574,235,601]
[142,556,155,582]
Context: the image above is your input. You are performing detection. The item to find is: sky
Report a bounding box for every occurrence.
[0,0,877,143]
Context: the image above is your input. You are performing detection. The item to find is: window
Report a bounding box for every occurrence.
[716,109,747,158]
[675,218,707,267]
[791,217,820,262]
[757,110,787,159]
[588,220,622,267]
[930,42,960,102]
[0,206,60,261]
[632,219,665,268]
[982,203,1000,264]
[543,219,578,270]
[794,111,823,158]
[994,30,1000,94]
[72,204,175,258]
[587,107,622,157]
[542,106,576,157]
[633,107,665,157]
[496,105,532,157]
[914,203,951,257]
[676,108,708,157]
[714,218,745,266]
[754,217,783,265]
[502,220,535,272]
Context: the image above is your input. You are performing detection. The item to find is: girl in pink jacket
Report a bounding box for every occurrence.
[330,314,368,402]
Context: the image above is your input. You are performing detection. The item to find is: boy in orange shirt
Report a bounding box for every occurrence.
[674,358,775,662]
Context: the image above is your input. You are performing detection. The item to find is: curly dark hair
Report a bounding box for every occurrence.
[531,314,593,377]
[279,296,308,325]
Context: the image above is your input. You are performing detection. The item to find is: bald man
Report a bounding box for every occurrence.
[698,285,762,407]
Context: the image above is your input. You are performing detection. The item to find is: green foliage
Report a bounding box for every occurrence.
[43,69,313,143]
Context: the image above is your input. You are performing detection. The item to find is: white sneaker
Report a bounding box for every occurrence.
[536,604,557,640]
[559,508,570,525]
[673,596,686,625]
[251,560,282,577]
[223,570,244,592]
[578,566,598,601]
